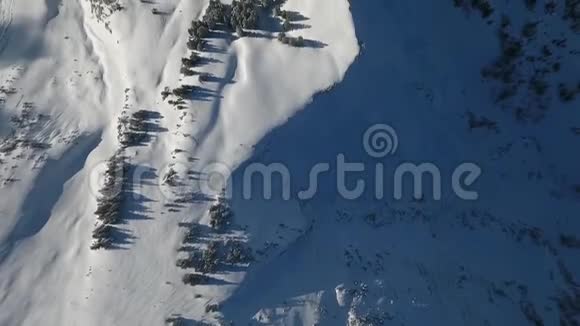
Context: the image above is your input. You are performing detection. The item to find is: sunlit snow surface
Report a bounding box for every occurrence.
[0,0,579,325]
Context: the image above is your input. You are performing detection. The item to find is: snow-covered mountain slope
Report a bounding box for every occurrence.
[1,0,579,325]
[221,1,580,325]
[0,0,357,325]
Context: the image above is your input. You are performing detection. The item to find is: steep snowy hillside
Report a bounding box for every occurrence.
[1,0,579,325]
[0,0,357,325]
[220,1,580,325]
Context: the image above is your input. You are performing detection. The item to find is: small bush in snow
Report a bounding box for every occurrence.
[187,37,206,51]
[209,194,233,230]
[282,19,290,31]
[289,36,304,47]
[181,56,200,68]
[224,240,254,264]
[90,237,112,250]
[173,84,198,98]
[182,226,199,244]
[161,87,172,100]
[198,241,220,273]
[176,257,194,269]
[165,316,185,326]
[182,273,209,286]
[163,167,179,186]
[205,303,220,313]
[189,21,210,39]
[92,223,112,239]
[561,234,580,248]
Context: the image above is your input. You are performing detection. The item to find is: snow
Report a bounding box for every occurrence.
[0,0,357,324]
[1,0,580,325]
